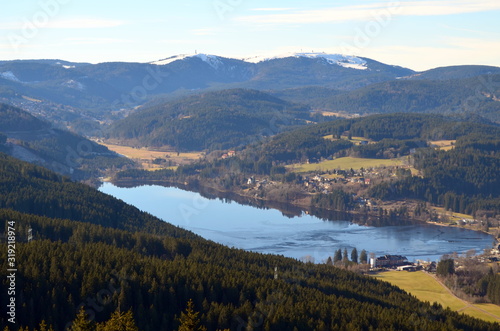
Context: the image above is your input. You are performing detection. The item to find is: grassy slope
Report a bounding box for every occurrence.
[374,270,500,323]
[287,156,405,173]
[101,142,202,170]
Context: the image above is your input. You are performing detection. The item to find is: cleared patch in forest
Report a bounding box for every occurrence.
[430,140,456,151]
[99,142,202,170]
[287,157,405,173]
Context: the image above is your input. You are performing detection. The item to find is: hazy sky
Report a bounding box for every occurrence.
[0,0,499,71]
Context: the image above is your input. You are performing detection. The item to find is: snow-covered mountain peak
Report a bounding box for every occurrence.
[244,52,368,70]
[151,54,223,69]
[151,52,367,70]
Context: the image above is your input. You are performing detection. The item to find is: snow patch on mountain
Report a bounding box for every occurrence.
[195,54,223,70]
[244,52,368,70]
[151,54,223,70]
[62,79,85,91]
[0,71,21,82]
[151,54,193,65]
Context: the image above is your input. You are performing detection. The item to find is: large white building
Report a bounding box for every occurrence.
[370,255,408,268]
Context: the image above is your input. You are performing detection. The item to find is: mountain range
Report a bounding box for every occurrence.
[1,52,499,137]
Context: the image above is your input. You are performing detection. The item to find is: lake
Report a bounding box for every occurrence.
[99,182,494,263]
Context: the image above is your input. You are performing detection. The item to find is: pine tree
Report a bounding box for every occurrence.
[68,307,95,331]
[326,256,333,266]
[359,250,368,264]
[177,299,207,331]
[436,259,455,277]
[333,249,342,264]
[38,320,55,331]
[351,248,358,264]
[342,248,349,262]
[97,309,139,331]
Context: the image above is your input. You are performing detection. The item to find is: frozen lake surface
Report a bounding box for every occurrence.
[100,183,494,263]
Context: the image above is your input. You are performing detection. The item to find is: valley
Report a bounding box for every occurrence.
[1,53,500,330]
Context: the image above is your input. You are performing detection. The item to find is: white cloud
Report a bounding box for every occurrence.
[47,18,125,29]
[440,24,499,36]
[397,0,500,16]
[235,0,500,25]
[0,22,20,30]
[0,18,125,30]
[250,8,296,12]
[63,37,132,45]
[446,37,500,54]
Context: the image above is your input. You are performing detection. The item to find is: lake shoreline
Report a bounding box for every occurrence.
[100,181,496,263]
[108,177,496,243]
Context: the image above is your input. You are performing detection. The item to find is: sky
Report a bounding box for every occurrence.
[0,0,499,71]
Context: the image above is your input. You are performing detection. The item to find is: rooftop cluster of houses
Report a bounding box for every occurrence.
[355,197,377,209]
[302,172,373,193]
[221,150,236,159]
[246,177,271,189]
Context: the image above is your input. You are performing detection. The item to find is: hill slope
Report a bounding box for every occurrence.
[405,65,500,80]
[0,103,131,179]
[108,89,314,150]
[303,74,500,122]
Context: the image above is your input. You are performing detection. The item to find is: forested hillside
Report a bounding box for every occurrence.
[108,89,315,151]
[1,154,498,330]
[272,74,500,123]
[0,103,49,132]
[407,65,500,81]
[369,134,500,215]
[254,113,500,215]
[250,113,500,164]
[0,103,131,179]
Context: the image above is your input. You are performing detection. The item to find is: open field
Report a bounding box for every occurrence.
[374,270,500,323]
[432,207,474,222]
[323,135,372,145]
[430,139,456,151]
[287,156,405,173]
[315,111,359,118]
[22,95,42,102]
[100,142,202,170]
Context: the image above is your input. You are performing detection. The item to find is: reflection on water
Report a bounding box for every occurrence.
[100,182,494,263]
